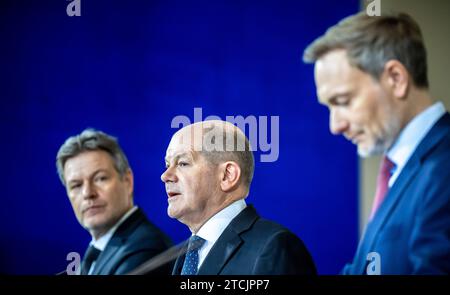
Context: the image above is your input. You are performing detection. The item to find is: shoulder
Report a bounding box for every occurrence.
[418,129,450,186]
[116,209,173,252]
[410,115,450,190]
[232,205,301,240]
[250,217,304,244]
[421,112,450,165]
[240,216,316,274]
[235,208,306,249]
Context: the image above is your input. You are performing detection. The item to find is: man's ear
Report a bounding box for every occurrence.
[382,60,409,99]
[124,168,134,198]
[219,161,241,192]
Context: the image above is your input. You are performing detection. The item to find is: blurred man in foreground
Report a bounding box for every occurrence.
[304,12,450,274]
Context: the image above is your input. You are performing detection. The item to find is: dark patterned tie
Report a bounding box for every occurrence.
[80,245,101,275]
[181,235,206,275]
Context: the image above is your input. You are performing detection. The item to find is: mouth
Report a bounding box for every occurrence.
[82,205,105,215]
[347,132,363,145]
[167,191,181,198]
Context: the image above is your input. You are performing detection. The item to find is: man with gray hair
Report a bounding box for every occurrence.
[303,12,450,274]
[161,120,316,275]
[57,128,172,275]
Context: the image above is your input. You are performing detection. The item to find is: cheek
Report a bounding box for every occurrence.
[183,176,207,204]
[69,196,78,209]
[70,198,83,219]
[365,104,389,134]
[110,187,128,209]
[351,95,379,128]
[183,181,198,202]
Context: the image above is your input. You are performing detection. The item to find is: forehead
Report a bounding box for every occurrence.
[64,150,114,178]
[165,127,203,158]
[314,50,358,102]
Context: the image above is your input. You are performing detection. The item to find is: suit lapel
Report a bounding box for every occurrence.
[197,205,259,275]
[355,159,420,274]
[91,208,144,274]
[355,113,450,274]
[172,241,189,275]
[92,240,122,274]
[197,231,242,275]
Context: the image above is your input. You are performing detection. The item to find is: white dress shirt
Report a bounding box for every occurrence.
[194,199,247,269]
[387,102,446,187]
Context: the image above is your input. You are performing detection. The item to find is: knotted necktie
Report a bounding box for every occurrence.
[80,245,101,275]
[181,235,206,275]
[369,156,396,220]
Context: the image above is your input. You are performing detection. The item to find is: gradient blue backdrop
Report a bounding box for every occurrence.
[0,0,359,274]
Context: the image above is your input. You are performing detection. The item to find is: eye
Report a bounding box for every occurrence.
[335,96,351,106]
[70,183,81,191]
[178,162,189,167]
[95,175,108,183]
[337,100,349,106]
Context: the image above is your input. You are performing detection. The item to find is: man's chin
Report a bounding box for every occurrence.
[82,217,107,231]
[167,207,177,219]
[357,144,384,158]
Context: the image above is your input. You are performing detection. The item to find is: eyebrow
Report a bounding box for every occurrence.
[67,169,108,184]
[165,152,192,163]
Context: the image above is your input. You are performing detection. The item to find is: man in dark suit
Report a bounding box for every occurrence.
[56,129,172,275]
[161,120,316,275]
[303,12,450,274]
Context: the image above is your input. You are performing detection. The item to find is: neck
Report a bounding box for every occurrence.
[89,205,134,240]
[91,228,109,241]
[400,87,434,129]
[186,194,245,233]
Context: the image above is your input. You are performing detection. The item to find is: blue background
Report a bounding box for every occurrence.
[0,0,359,274]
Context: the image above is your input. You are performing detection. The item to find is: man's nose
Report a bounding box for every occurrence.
[329,108,349,135]
[81,182,97,200]
[161,166,177,183]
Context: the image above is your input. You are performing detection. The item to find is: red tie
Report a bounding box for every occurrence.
[369,156,395,220]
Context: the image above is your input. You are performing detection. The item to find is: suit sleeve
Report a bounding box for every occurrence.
[341,262,354,275]
[113,249,174,275]
[252,230,317,275]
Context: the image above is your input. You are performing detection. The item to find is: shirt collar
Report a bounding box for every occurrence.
[387,101,446,185]
[195,199,247,245]
[91,206,138,251]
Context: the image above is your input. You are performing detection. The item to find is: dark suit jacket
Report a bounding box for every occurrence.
[172,205,316,275]
[88,208,173,275]
[343,113,450,274]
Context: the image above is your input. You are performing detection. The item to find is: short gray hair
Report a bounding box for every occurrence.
[56,128,130,185]
[303,12,429,88]
[200,123,255,190]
